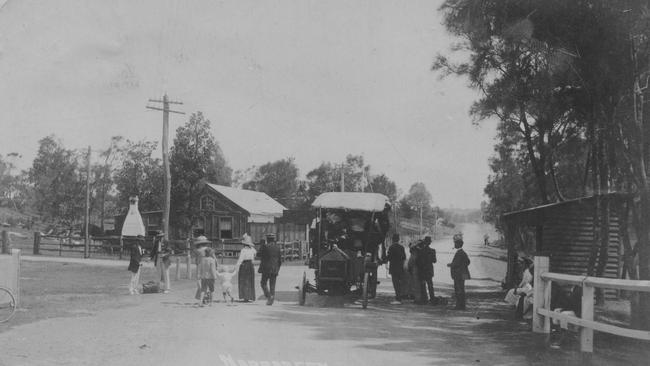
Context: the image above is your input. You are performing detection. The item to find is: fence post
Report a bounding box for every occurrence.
[581,284,595,353]
[119,237,124,260]
[11,249,20,307]
[533,256,549,333]
[186,249,192,280]
[1,230,9,254]
[33,231,40,255]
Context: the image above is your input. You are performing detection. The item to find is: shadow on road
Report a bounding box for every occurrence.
[258,291,649,366]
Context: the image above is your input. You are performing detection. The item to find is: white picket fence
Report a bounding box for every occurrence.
[532,256,650,354]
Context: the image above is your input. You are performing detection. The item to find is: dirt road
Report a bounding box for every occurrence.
[0,223,646,366]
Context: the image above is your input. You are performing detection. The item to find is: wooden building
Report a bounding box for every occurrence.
[502,194,628,290]
[276,209,311,261]
[114,185,287,255]
[197,184,287,244]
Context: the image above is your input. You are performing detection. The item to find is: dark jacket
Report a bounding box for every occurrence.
[386,243,406,276]
[258,243,282,275]
[450,248,470,280]
[151,238,171,266]
[128,244,143,273]
[416,246,437,279]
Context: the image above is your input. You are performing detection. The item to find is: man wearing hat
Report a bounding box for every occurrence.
[150,231,171,293]
[415,235,437,305]
[385,233,406,304]
[448,234,470,310]
[258,234,282,305]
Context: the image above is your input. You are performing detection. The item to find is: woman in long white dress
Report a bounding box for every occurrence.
[505,258,534,318]
[235,234,257,302]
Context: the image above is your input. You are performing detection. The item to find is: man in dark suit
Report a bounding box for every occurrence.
[416,236,437,304]
[385,233,406,304]
[258,235,282,305]
[448,234,471,310]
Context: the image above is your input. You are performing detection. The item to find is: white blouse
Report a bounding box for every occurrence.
[236,247,257,268]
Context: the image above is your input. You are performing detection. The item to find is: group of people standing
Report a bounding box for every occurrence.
[129,231,472,310]
[127,233,171,295]
[194,233,282,306]
[384,233,470,310]
[127,233,282,306]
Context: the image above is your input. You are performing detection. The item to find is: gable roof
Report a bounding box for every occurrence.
[206,184,287,221]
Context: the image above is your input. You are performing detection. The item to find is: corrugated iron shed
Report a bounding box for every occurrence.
[502,193,630,294]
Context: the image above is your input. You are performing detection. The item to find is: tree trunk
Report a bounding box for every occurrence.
[620,200,636,280]
[634,190,650,329]
[548,152,565,201]
[587,125,601,277]
[520,109,549,204]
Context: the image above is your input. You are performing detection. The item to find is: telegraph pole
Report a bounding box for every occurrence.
[147,94,184,240]
[84,145,91,258]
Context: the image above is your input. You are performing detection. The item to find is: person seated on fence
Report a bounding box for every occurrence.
[504,257,534,319]
[217,265,237,304]
[550,284,582,326]
[197,247,218,307]
[549,284,582,348]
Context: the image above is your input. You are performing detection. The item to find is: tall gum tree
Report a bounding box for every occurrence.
[436,0,650,328]
[170,112,232,237]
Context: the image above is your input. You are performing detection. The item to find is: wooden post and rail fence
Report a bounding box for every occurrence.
[532,256,650,355]
[31,232,194,279]
[1,230,20,306]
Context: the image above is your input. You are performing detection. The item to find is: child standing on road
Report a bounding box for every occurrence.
[217,266,236,304]
[197,248,218,306]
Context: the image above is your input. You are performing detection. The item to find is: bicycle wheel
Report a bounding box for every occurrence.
[0,287,16,323]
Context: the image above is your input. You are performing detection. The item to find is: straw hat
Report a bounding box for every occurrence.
[193,236,211,246]
[241,234,254,247]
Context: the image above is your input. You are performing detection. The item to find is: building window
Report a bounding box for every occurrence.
[219,217,233,239]
[200,196,214,211]
[194,216,205,237]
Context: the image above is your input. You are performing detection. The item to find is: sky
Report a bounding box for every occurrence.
[0,0,497,209]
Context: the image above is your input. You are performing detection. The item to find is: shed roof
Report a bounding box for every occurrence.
[502,193,631,225]
[311,192,390,212]
[206,184,287,218]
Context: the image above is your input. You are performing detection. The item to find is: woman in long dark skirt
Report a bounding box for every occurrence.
[235,234,257,302]
[404,241,421,302]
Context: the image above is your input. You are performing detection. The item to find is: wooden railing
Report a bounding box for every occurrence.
[532,256,650,354]
[32,232,190,259]
[278,241,308,262]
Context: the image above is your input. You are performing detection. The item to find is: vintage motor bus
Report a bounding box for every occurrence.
[297,192,390,308]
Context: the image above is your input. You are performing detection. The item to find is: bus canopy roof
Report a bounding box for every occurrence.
[311,192,390,212]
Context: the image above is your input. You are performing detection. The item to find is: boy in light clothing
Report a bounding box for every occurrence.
[217,265,237,304]
[197,248,218,307]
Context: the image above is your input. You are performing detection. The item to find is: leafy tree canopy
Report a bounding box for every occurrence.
[243,158,300,208]
[28,135,85,226]
[170,111,232,233]
[113,139,163,212]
